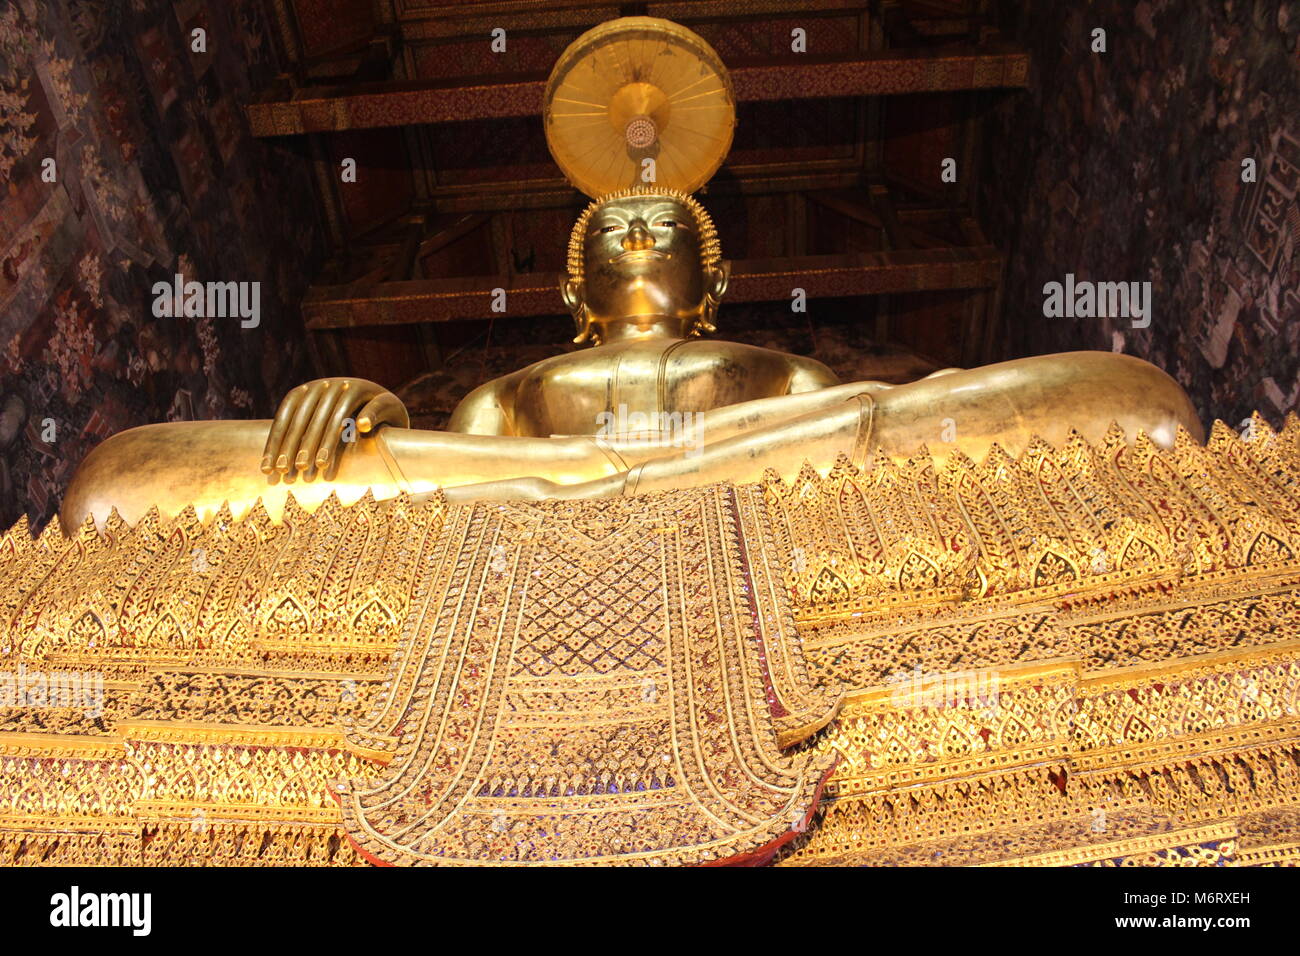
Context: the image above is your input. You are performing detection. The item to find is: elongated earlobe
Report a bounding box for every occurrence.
[710,260,731,302]
[563,277,594,344]
[692,261,729,337]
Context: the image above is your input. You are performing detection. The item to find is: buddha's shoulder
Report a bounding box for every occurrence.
[509,348,607,387]
[670,339,837,381]
[669,338,799,365]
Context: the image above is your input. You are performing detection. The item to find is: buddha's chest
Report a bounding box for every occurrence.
[510,344,769,436]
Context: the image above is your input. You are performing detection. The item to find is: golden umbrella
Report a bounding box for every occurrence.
[544,16,737,198]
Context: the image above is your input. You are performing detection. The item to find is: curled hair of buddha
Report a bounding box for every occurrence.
[565,187,724,345]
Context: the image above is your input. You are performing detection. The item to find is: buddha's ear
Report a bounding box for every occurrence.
[561,276,583,314]
[563,277,595,344]
[706,260,730,303]
[694,260,728,337]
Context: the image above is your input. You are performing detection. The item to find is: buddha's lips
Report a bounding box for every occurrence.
[612,250,668,263]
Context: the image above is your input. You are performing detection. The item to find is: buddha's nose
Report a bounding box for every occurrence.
[622,220,654,251]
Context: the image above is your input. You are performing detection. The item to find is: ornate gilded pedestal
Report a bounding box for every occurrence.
[4,418,1300,865]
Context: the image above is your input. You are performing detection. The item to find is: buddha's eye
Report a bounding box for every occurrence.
[598,224,620,234]
[656,219,679,228]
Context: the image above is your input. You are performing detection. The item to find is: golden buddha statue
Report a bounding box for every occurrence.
[59,18,1202,531]
[60,181,1201,528]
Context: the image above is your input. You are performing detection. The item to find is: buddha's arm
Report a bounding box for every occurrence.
[438,395,875,504]
[60,420,631,530]
[61,351,1203,528]
[58,374,870,529]
[674,365,958,446]
[690,381,881,443]
[433,352,1205,505]
[690,353,1198,465]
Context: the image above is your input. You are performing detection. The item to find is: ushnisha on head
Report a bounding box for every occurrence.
[563,187,730,345]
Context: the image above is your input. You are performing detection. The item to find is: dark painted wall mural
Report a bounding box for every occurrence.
[0,0,321,528]
[981,0,1300,432]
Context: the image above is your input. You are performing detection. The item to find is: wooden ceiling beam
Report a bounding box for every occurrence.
[868,183,913,251]
[806,189,881,228]
[424,166,868,214]
[248,44,1028,136]
[302,245,1001,329]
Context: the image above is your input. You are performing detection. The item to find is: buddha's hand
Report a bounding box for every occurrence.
[261,378,410,475]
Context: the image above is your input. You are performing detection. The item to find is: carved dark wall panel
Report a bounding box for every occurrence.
[981,0,1300,430]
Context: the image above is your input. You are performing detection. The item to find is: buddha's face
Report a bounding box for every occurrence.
[568,195,724,340]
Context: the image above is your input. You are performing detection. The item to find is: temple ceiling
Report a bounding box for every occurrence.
[251,0,1024,403]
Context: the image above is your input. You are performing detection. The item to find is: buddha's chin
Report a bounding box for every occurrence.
[597,312,693,336]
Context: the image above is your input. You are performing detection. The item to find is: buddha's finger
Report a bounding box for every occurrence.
[316,389,366,474]
[356,392,409,433]
[276,384,324,473]
[298,382,351,473]
[261,385,307,473]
